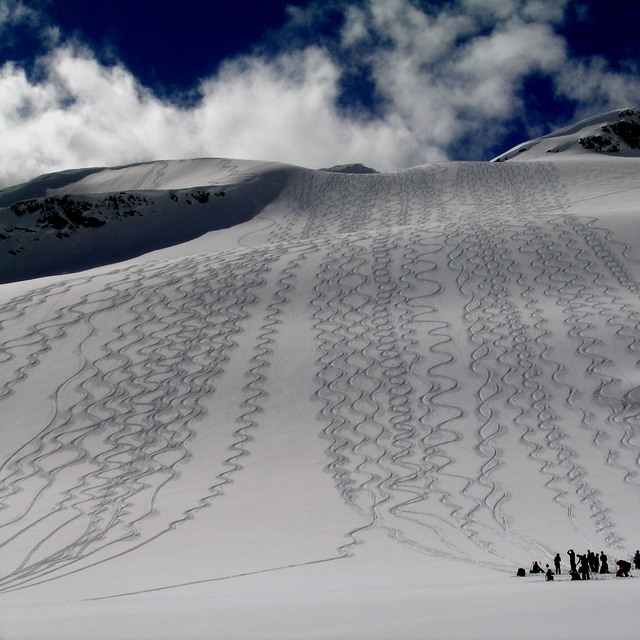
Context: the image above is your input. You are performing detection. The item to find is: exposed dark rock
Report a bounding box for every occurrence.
[191,190,210,203]
[608,120,640,149]
[618,108,640,118]
[581,111,640,153]
[579,135,620,153]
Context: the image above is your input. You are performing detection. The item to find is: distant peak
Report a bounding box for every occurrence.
[492,108,640,162]
[322,163,379,174]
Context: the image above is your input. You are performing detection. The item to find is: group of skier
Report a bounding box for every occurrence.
[518,549,640,581]
[564,549,610,580]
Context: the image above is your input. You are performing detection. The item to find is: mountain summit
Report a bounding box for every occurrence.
[493,107,640,161]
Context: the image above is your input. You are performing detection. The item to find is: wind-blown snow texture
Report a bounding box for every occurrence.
[1,111,640,639]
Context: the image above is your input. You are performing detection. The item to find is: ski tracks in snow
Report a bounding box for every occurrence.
[1,161,640,589]
[298,163,640,567]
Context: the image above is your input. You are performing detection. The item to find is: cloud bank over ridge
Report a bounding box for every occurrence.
[1,0,640,187]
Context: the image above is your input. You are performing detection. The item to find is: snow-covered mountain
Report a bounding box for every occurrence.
[1,111,640,639]
[493,107,640,161]
[0,159,294,283]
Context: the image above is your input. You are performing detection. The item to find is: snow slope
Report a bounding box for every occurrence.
[492,108,640,162]
[0,158,291,283]
[1,113,640,638]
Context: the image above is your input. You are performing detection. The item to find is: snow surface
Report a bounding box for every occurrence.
[1,114,640,638]
[0,158,294,284]
[493,108,640,162]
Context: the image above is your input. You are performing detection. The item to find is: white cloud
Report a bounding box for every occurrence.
[0,43,436,187]
[460,0,570,23]
[0,0,638,187]
[343,1,568,149]
[555,56,640,118]
[340,5,371,49]
[194,47,433,170]
[0,0,34,31]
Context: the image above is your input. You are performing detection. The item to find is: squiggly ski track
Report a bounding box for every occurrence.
[1,159,640,595]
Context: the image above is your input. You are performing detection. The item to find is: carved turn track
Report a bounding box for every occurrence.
[1,161,640,591]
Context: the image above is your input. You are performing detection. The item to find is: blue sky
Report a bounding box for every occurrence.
[1,0,639,186]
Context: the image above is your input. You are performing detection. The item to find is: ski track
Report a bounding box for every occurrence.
[1,162,640,590]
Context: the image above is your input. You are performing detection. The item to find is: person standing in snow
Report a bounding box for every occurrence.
[554,553,561,575]
[578,554,590,580]
[600,552,609,574]
[567,549,577,573]
[634,550,640,570]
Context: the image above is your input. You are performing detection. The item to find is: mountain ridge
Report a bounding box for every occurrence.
[493,107,640,161]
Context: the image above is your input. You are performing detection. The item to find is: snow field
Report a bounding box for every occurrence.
[1,155,640,637]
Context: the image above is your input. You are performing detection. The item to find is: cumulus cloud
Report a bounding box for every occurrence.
[555,56,640,118]
[0,0,639,187]
[0,43,432,187]
[334,0,569,149]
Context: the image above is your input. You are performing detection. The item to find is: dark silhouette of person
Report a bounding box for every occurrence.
[587,550,599,574]
[600,552,609,574]
[531,561,543,574]
[616,560,631,577]
[545,565,554,581]
[570,569,581,580]
[579,554,590,580]
[634,550,640,570]
[554,553,561,575]
[568,549,576,572]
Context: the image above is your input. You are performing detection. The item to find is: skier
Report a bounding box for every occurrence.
[578,554,590,580]
[567,549,577,573]
[600,552,609,574]
[554,553,562,575]
[545,565,554,581]
[634,550,640,570]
